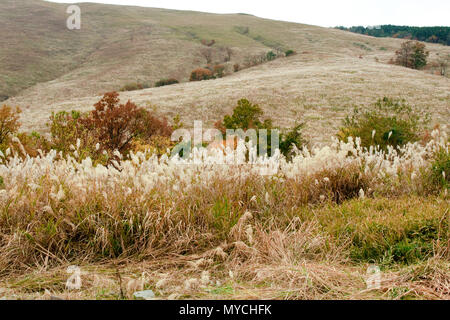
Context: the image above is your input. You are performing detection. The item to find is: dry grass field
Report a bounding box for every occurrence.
[2,1,449,144]
[0,1,449,301]
[0,134,449,300]
[12,54,450,144]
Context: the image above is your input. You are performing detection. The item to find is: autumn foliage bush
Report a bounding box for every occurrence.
[215,98,306,158]
[190,68,215,81]
[394,41,429,70]
[81,92,173,154]
[14,132,50,158]
[47,92,173,162]
[213,64,225,78]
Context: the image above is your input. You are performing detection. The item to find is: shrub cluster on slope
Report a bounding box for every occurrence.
[337,97,430,150]
[215,98,306,158]
[392,41,430,70]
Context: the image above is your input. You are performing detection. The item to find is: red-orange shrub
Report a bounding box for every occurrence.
[190,68,214,81]
[0,105,21,145]
[81,92,173,153]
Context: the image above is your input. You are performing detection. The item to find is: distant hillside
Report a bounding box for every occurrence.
[336,25,450,45]
[0,0,351,101]
[2,0,450,144]
[4,0,449,104]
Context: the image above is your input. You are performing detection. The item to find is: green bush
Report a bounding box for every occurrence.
[190,68,215,81]
[394,41,429,70]
[285,49,296,57]
[48,110,101,162]
[279,123,306,159]
[155,78,179,87]
[120,82,151,92]
[221,99,266,131]
[430,147,450,190]
[266,51,277,61]
[215,99,306,158]
[338,97,430,150]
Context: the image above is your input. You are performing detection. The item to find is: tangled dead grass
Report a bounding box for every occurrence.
[1,208,448,300]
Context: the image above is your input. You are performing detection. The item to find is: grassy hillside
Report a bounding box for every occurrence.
[2,0,450,143]
[1,0,348,100]
[0,1,449,301]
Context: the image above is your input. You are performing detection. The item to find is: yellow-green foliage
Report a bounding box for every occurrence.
[0,105,21,151]
[48,110,106,164]
[338,97,430,150]
[430,146,450,190]
[299,197,448,265]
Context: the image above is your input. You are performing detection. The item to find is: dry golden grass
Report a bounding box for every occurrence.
[1,1,449,301]
[3,2,449,144]
[1,198,448,300]
[0,133,448,300]
[12,54,450,144]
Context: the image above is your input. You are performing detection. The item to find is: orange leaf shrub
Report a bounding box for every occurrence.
[0,105,21,145]
[80,92,173,154]
[190,68,214,81]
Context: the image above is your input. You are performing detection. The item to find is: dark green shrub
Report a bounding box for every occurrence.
[266,51,277,61]
[430,147,449,190]
[285,49,296,57]
[338,97,430,150]
[221,99,266,131]
[155,78,179,87]
[120,82,150,92]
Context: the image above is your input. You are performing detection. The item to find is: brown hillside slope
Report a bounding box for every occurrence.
[2,1,449,142]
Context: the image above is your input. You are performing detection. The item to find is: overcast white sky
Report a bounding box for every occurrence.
[48,0,450,27]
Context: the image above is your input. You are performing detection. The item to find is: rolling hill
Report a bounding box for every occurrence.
[2,0,449,143]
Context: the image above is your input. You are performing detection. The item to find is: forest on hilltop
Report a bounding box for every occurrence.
[336,25,450,45]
